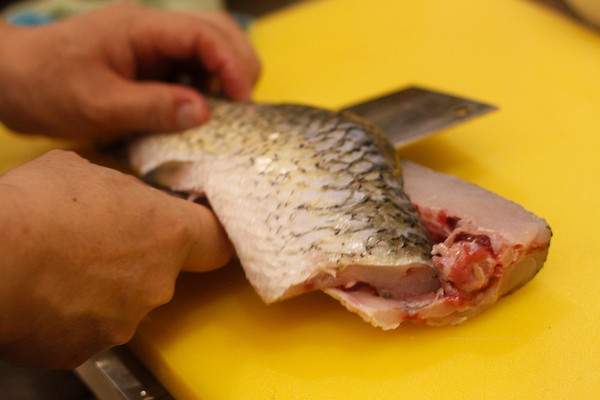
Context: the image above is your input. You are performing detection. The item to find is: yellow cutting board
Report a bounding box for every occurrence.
[1,0,599,398]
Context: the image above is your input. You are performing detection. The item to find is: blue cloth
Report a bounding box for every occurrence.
[8,11,55,25]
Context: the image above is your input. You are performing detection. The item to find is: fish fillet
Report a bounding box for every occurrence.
[129,98,551,329]
[327,160,551,328]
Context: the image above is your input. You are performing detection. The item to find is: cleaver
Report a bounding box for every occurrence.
[341,86,497,147]
[77,86,498,400]
[97,86,497,164]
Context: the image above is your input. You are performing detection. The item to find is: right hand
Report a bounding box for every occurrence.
[0,150,233,369]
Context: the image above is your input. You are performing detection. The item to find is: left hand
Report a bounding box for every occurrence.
[0,3,261,140]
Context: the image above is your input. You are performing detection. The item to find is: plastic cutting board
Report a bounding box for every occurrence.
[1,0,599,398]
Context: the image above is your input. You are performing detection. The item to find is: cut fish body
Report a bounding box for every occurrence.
[327,161,551,329]
[129,99,551,329]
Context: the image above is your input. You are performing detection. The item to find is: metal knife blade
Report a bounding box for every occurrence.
[340,86,497,147]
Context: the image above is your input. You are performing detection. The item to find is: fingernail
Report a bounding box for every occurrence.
[176,101,204,130]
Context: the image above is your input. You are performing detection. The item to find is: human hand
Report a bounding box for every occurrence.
[0,3,261,140]
[0,150,233,369]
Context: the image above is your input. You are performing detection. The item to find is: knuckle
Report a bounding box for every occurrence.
[79,97,113,131]
[151,282,176,308]
[33,149,88,171]
[60,354,91,370]
[66,87,114,138]
[106,324,137,348]
[43,149,78,160]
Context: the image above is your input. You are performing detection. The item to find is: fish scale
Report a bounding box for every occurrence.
[130,98,435,304]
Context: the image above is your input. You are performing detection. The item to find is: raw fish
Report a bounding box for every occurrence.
[129,98,551,328]
[327,160,551,328]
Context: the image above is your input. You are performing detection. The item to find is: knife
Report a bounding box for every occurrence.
[341,86,497,147]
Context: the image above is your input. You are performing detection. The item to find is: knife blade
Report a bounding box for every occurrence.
[340,86,497,147]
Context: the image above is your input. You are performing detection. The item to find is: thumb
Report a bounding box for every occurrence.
[172,196,234,273]
[105,79,211,135]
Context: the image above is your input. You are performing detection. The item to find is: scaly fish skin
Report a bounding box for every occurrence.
[130,99,436,304]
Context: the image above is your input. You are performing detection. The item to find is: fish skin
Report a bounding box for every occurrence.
[129,98,436,304]
[129,98,551,328]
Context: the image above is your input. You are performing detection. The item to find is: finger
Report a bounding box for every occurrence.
[95,77,211,135]
[129,12,257,101]
[188,11,262,88]
[170,197,234,273]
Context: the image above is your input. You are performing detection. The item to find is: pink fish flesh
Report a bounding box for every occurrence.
[327,160,551,328]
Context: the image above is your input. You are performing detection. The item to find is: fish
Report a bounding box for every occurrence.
[328,160,551,327]
[128,98,551,329]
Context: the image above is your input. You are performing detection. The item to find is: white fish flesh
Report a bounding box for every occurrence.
[327,160,551,328]
[129,98,551,329]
